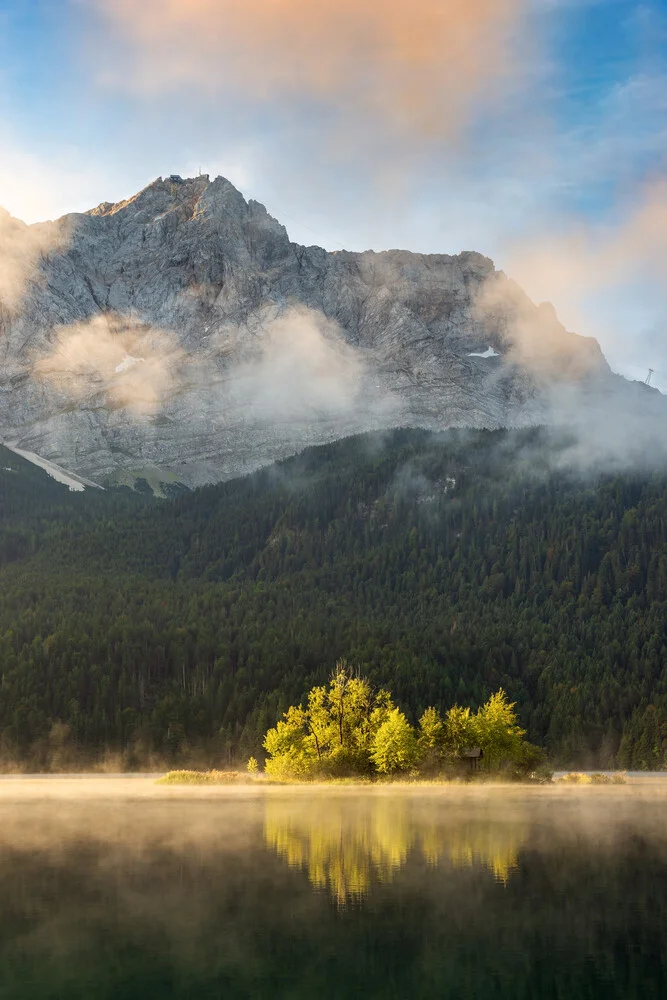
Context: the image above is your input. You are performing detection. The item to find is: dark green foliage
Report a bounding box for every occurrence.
[1,428,667,769]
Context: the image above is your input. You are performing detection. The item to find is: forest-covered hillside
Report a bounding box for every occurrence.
[1,429,666,770]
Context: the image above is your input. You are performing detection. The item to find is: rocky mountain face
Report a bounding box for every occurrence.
[0,175,662,487]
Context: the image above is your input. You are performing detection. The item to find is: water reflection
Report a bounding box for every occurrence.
[0,785,666,998]
[264,796,525,902]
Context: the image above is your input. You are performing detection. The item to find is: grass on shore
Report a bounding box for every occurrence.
[556,772,627,785]
[156,770,258,786]
[157,769,629,787]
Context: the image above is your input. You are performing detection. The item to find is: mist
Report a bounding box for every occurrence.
[33,313,185,417]
[0,211,65,313]
[503,178,667,388]
[464,260,667,474]
[1,780,667,997]
[223,306,368,421]
[30,304,405,457]
[25,276,667,483]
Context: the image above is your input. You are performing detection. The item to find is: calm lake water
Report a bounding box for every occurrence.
[1,779,666,999]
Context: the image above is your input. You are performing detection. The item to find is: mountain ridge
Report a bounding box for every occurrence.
[0,174,661,487]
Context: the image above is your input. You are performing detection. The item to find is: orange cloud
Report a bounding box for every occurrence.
[33,314,184,416]
[90,0,529,138]
[475,178,667,378]
[507,179,667,319]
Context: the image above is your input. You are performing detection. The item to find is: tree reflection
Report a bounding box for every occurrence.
[264,796,525,902]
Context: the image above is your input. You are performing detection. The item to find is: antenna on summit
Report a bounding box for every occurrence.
[645,368,654,386]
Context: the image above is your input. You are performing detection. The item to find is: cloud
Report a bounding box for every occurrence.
[88,0,531,142]
[0,211,65,312]
[226,305,369,421]
[0,127,136,310]
[501,178,667,377]
[474,275,606,381]
[31,305,390,432]
[33,314,184,416]
[0,119,96,311]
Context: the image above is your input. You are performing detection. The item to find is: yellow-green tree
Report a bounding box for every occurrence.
[443,706,477,756]
[263,705,318,779]
[471,689,526,768]
[264,661,395,779]
[263,667,540,780]
[418,707,444,753]
[418,693,536,773]
[371,708,419,774]
[418,704,476,766]
[417,706,445,771]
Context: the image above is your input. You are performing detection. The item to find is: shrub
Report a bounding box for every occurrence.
[557,772,592,784]
[263,750,319,782]
[156,770,250,785]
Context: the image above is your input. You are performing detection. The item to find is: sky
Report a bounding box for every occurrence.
[0,0,666,386]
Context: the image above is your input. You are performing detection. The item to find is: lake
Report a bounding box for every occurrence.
[1,778,666,998]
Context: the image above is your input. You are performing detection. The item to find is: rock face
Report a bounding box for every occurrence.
[0,175,662,486]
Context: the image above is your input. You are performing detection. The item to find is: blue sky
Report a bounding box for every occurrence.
[1,0,666,384]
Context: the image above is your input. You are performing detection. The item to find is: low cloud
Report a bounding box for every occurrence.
[32,305,378,429]
[470,262,667,476]
[501,179,667,380]
[34,314,184,416]
[228,306,366,420]
[474,274,606,382]
[0,212,65,312]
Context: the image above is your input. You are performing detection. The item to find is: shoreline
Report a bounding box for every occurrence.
[0,773,665,803]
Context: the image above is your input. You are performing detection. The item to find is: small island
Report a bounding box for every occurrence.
[159,661,553,785]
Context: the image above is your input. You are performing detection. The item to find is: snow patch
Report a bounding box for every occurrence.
[468,347,500,358]
[115,354,146,374]
[3,445,103,492]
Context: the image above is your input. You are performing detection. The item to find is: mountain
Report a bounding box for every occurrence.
[1,427,666,770]
[1,174,662,488]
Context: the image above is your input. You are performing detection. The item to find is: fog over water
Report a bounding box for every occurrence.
[1,780,667,998]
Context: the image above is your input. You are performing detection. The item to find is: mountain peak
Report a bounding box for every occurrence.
[0,174,662,488]
[86,174,213,220]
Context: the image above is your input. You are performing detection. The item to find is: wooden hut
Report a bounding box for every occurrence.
[462,747,483,771]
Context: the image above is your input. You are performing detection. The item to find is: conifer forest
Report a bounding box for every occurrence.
[1,427,666,771]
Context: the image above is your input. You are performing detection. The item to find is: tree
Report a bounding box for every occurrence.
[370,708,419,774]
[263,662,395,779]
[263,705,318,779]
[3,427,667,770]
[443,706,476,757]
[418,706,445,772]
[472,689,526,768]
[418,707,444,751]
